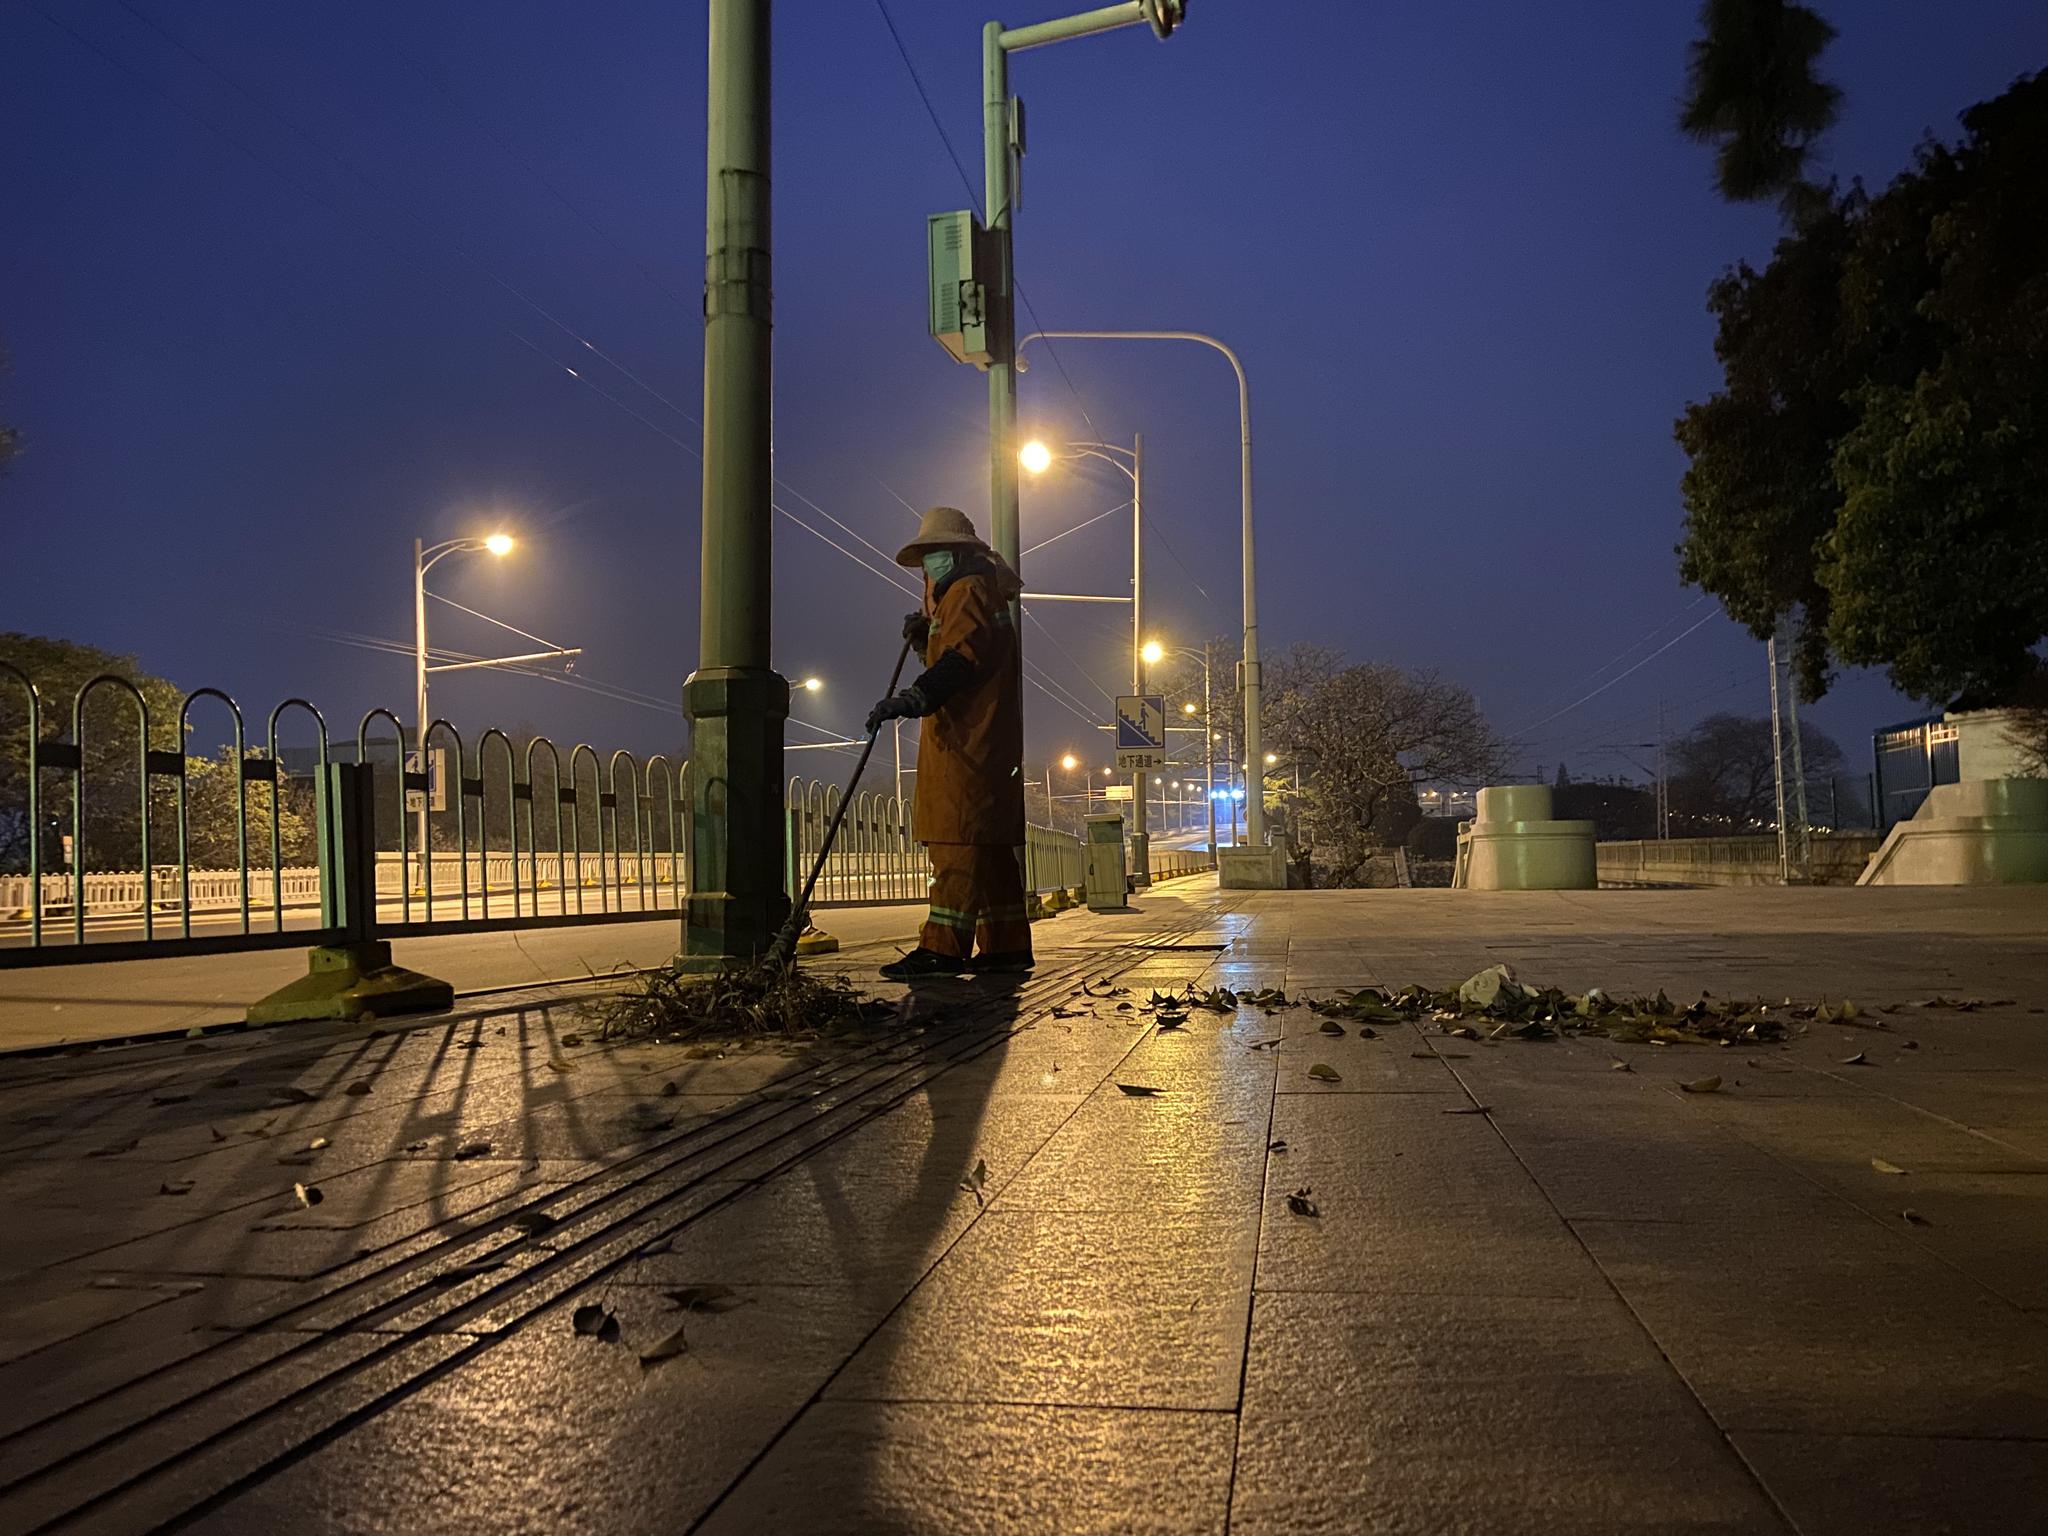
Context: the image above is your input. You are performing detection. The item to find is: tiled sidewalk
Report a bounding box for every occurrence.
[1,884,2045,1532]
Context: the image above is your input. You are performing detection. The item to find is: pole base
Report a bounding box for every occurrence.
[246,942,454,1026]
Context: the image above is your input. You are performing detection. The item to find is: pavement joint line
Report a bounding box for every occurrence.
[682,911,1251,1533]
[1429,1035,1806,1534]
[2,916,1233,1534]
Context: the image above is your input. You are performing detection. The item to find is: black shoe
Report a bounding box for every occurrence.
[879,948,968,981]
[969,951,1035,974]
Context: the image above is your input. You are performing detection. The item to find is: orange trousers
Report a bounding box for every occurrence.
[920,842,1032,960]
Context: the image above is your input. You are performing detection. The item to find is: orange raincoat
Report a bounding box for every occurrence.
[911,552,1026,847]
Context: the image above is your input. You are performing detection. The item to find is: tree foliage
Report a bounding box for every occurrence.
[1679,0,1841,220]
[1668,712,1849,831]
[1258,645,1503,887]
[1676,71,2048,705]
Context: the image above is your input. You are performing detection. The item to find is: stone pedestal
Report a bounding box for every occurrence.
[1454,786,1596,890]
[1858,778,2048,886]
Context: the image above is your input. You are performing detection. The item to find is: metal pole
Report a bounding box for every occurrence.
[1767,634,1790,882]
[681,0,789,964]
[983,22,1018,577]
[1129,432,1150,889]
[413,537,428,891]
[893,718,904,807]
[1204,643,1217,857]
[1783,645,1812,877]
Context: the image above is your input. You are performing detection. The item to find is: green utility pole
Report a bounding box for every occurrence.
[977,1,1185,576]
[681,0,788,965]
[1128,431,1149,888]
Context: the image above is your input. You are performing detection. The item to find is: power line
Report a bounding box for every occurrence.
[1023,500,1131,557]
[1505,613,1722,741]
[869,0,1103,442]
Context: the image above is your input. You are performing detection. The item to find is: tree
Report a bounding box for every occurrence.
[0,633,183,873]
[1676,72,2048,705]
[1260,645,1504,887]
[1667,712,1845,831]
[1679,0,1842,222]
[0,340,20,481]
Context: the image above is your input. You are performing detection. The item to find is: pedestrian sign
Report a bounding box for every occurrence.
[1114,694,1166,771]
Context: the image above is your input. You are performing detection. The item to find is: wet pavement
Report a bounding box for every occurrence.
[1,880,2045,1533]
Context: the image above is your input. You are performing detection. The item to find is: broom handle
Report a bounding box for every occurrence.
[788,636,916,931]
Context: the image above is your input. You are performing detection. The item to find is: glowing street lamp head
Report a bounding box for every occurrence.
[1140,640,1165,667]
[1060,753,1078,770]
[1018,439,1054,475]
[1182,701,1198,715]
[1264,752,1278,765]
[483,533,514,557]
[801,677,823,693]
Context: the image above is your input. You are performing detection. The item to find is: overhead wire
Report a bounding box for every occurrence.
[869,0,1105,442]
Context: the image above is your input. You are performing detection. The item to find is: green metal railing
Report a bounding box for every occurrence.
[1,666,1104,968]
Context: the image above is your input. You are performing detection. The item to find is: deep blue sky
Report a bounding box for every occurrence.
[5,1,2044,784]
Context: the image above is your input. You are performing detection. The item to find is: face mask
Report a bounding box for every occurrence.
[922,550,957,585]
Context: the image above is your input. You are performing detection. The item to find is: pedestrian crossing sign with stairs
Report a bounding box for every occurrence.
[1115,694,1166,771]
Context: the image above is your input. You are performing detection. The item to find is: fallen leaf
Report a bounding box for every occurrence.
[1358,1026,1378,1039]
[561,1033,584,1048]
[639,1323,691,1367]
[1116,1083,1164,1097]
[572,1303,621,1342]
[661,1081,679,1097]
[87,1138,141,1158]
[1246,1038,1282,1051]
[641,1236,674,1256]
[1871,1158,1909,1176]
[454,1141,494,1160]
[959,1158,989,1207]
[1285,1186,1320,1217]
[1679,1076,1723,1094]
[1446,1027,1479,1041]
[1901,1209,1932,1227]
[306,1136,330,1152]
[207,1126,227,1143]
[510,1211,559,1236]
[293,1182,323,1208]
[1610,1060,1634,1073]
[344,1082,373,1097]
[1307,1063,1342,1083]
[270,1086,317,1104]
[1841,1052,1868,1066]
[1318,1021,1345,1037]
[1902,1039,1919,1050]
[1155,1017,1186,1033]
[1442,1105,1491,1116]
[547,1056,577,1074]
[158,1180,194,1196]
[1267,1139,1289,1153]
[1115,1002,1134,1012]
[150,1093,191,1106]
[663,1284,744,1313]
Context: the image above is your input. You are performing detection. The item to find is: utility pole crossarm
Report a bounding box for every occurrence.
[425,647,583,676]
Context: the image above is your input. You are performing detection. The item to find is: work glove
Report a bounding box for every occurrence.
[865,688,926,737]
[902,611,932,650]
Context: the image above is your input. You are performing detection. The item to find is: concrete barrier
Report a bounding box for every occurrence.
[1858,779,2048,886]
[1598,835,1882,888]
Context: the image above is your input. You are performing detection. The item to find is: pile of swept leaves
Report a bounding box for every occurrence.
[586,961,889,1042]
[1301,963,1813,1046]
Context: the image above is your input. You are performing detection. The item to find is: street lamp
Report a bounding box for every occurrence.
[1020,433,1158,885]
[414,531,547,881]
[1017,328,1265,846]
[800,676,823,692]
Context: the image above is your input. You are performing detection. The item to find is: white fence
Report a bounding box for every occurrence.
[1,867,324,920]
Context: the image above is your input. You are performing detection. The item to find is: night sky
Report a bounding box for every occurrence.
[5,1,2044,787]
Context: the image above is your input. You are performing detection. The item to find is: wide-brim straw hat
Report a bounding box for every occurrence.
[895,505,989,566]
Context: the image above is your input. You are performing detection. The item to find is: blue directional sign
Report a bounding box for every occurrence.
[1115,694,1166,770]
